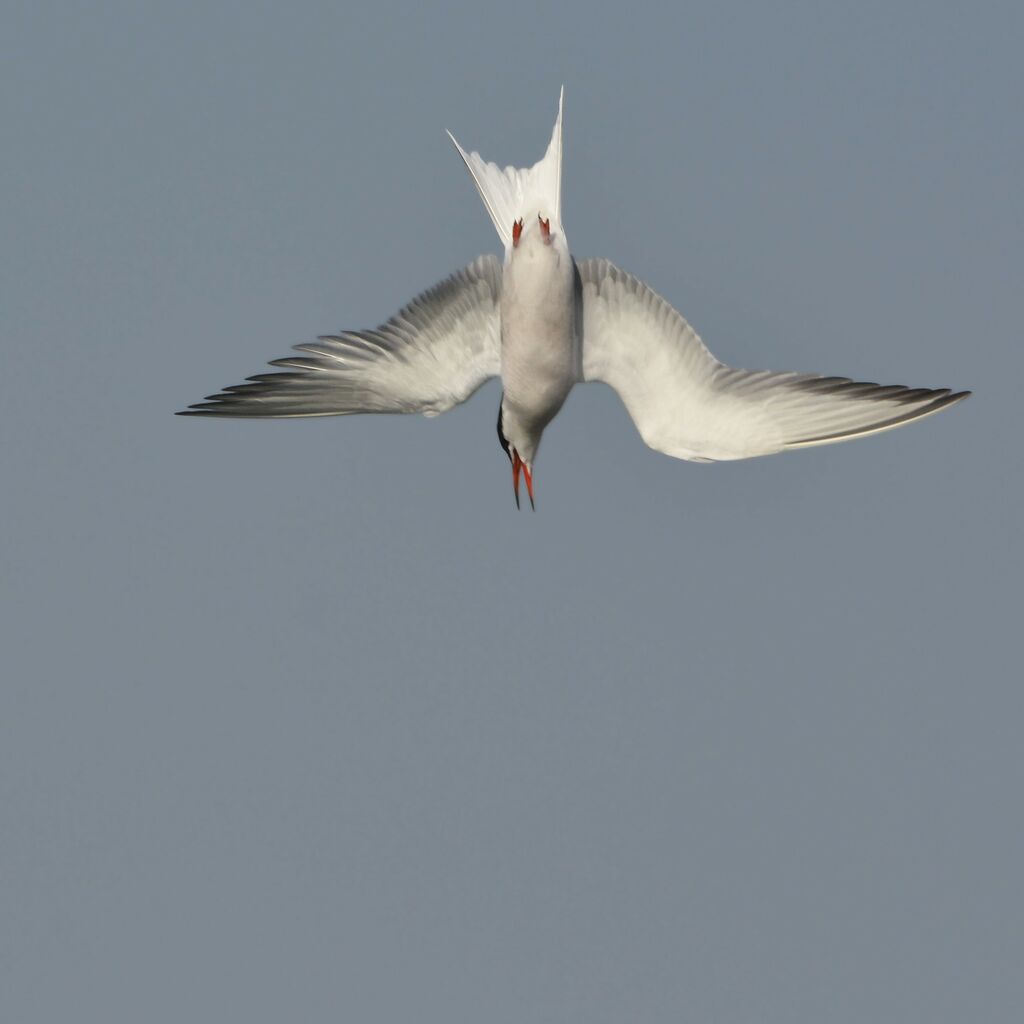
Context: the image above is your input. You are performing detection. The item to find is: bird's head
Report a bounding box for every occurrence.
[497,402,540,510]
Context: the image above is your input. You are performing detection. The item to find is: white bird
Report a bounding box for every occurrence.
[179,89,970,508]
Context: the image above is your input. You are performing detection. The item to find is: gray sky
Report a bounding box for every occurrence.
[2,1,1021,1021]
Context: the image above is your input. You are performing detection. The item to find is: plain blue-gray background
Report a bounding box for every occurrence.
[2,2,1020,1021]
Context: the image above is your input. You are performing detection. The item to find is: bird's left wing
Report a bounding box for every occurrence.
[179,255,502,418]
[578,259,969,461]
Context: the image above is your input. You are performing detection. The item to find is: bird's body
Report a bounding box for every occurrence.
[180,89,969,506]
[499,217,576,467]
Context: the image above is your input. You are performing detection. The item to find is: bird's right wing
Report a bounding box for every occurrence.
[578,259,969,462]
[179,255,502,418]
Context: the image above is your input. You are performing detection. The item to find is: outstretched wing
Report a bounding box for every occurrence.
[578,259,969,462]
[179,255,502,418]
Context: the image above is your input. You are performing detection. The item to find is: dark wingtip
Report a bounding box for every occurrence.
[176,403,224,417]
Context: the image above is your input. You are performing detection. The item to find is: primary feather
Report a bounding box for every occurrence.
[579,259,969,461]
[178,255,502,418]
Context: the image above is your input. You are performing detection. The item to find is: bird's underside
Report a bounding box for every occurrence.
[179,255,968,455]
[179,88,970,503]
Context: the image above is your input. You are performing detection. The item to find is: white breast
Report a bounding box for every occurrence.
[499,223,577,434]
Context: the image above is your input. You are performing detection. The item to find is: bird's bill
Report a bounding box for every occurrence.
[511,450,535,510]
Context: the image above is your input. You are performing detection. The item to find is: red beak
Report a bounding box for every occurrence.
[512,450,535,510]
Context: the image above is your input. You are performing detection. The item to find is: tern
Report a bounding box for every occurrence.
[179,89,970,507]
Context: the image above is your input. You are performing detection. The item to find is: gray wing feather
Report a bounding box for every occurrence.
[578,258,969,461]
[179,255,502,418]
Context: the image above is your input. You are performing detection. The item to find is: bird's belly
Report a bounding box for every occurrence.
[501,324,574,425]
[499,251,576,430]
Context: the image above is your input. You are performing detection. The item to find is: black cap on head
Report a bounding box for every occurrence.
[496,402,512,463]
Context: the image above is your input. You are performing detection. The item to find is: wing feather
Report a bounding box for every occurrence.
[578,259,969,461]
[179,255,502,418]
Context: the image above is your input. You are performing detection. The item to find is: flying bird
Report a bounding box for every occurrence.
[179,89,970,507]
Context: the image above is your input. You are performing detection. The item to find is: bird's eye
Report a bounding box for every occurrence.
[512,219,523,247]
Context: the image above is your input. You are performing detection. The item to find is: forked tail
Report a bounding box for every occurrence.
[447,87,564,250]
